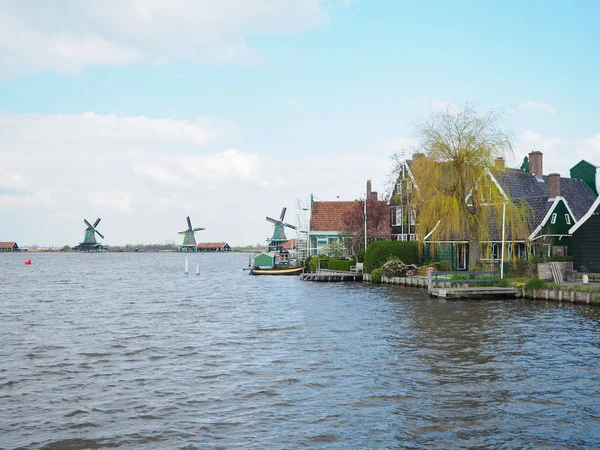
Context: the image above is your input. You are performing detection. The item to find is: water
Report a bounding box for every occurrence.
[1,252,600,449]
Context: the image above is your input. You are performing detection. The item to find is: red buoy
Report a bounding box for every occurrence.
[24,259,32,265]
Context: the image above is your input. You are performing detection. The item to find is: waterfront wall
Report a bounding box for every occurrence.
[537,262,573,281]
[363,273,600,306]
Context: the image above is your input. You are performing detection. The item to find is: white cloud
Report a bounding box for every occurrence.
[518,101,558,116]
[424,96,462,114]
[521,130,561,150]
[369,137,416,157]
[575,134,600,161]
[0,111,390,246]
[513,129,565,175]
[0,0,330,77]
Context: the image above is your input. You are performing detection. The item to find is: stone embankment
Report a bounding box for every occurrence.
[363,273,600,305]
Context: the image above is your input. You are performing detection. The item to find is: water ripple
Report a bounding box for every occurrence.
[1,252,600,448]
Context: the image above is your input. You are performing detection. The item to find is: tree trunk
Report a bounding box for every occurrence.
[468,235,480,270]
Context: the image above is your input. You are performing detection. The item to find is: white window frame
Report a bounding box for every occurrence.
[396,183,402,197]
[551,213,557,224]
[565,214,571,225]
[409,210,416,226]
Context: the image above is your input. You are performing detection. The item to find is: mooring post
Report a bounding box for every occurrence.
[427,268,433,293]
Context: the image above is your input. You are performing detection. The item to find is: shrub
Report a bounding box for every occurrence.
[322,241,345,259]
[381,258,407,277]
[304,255,312,271]
[309,254,329,272]
[497,277,511,287]
[364,241,420,271]
[525,276,547,291]
[328,259,353,272]
[355,247,365,263]
[371,268,383,283]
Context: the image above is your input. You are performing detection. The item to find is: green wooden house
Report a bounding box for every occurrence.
[394,151,597,270]
[569,195,600,273]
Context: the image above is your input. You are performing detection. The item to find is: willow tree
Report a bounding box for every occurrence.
[404,105,528,269]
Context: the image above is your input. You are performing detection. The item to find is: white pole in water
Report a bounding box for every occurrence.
[196,264,200,275]
[500,202,506,279]
[184,255,189,274]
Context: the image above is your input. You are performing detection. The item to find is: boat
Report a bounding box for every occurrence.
[248,250,304,276]
[248,206,304,276]
[249,266,304,276]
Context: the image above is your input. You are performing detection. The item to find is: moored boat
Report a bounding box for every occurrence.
[249,250,303,275]
[249,266,304,276]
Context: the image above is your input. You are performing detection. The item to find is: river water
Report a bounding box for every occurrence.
[1,252,599,449]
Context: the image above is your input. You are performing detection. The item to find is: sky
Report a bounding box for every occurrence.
[1,0,600,247]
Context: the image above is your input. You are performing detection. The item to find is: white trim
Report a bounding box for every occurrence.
[558,196,576,220]
[402,160,420,193]
[423,220,441,241]
[569,194,600,234]
[308,231,344,237]
[530,233,572,241]
[485,168,508,199]
[551,213,557,224]
[528,197,576,240]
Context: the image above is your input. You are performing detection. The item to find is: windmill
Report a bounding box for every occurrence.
[178,216,205,252]
[78,218,104,251]
[266,207,296,251]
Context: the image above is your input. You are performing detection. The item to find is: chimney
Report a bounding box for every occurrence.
[494,157,505,170]
[528,151,543,180]
[366,179,377,200]
[548,173,561,198]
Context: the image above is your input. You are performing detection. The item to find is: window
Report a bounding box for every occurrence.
[409,210,416,226]
[396,183,402,196]
[565,214,571,225]
[551,213,557,224]
[391,207,403,226]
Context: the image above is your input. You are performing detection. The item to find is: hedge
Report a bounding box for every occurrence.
[364,241,420,272]
[309,256,353,272]
[327,259,353,272]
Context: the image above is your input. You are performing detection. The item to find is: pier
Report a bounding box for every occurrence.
[300,270,363,282]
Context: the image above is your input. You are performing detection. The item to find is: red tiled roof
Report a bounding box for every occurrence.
[0,242,17,249]
[197,242,228,248]
[282,239,297,250]
[310,201,359,232]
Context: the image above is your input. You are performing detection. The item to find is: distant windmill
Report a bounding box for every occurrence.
[266,207,296,251]
[78,218,105,251]
[178,216,205,252]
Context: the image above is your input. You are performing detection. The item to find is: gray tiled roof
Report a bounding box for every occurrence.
[494,169,596,221]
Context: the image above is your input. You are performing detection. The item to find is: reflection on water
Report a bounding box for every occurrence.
[1,252,599,448]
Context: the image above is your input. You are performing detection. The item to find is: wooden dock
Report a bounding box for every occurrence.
[429,287,521,299]
[300,270,363,282]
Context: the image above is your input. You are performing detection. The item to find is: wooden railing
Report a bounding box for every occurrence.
[427,269,500,292]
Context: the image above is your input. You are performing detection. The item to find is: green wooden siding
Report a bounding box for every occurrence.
[572,205,600,272]
[539,201,574,237]
[570,160,598,196]
[254,253,274,268]
[424,243,460,270]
